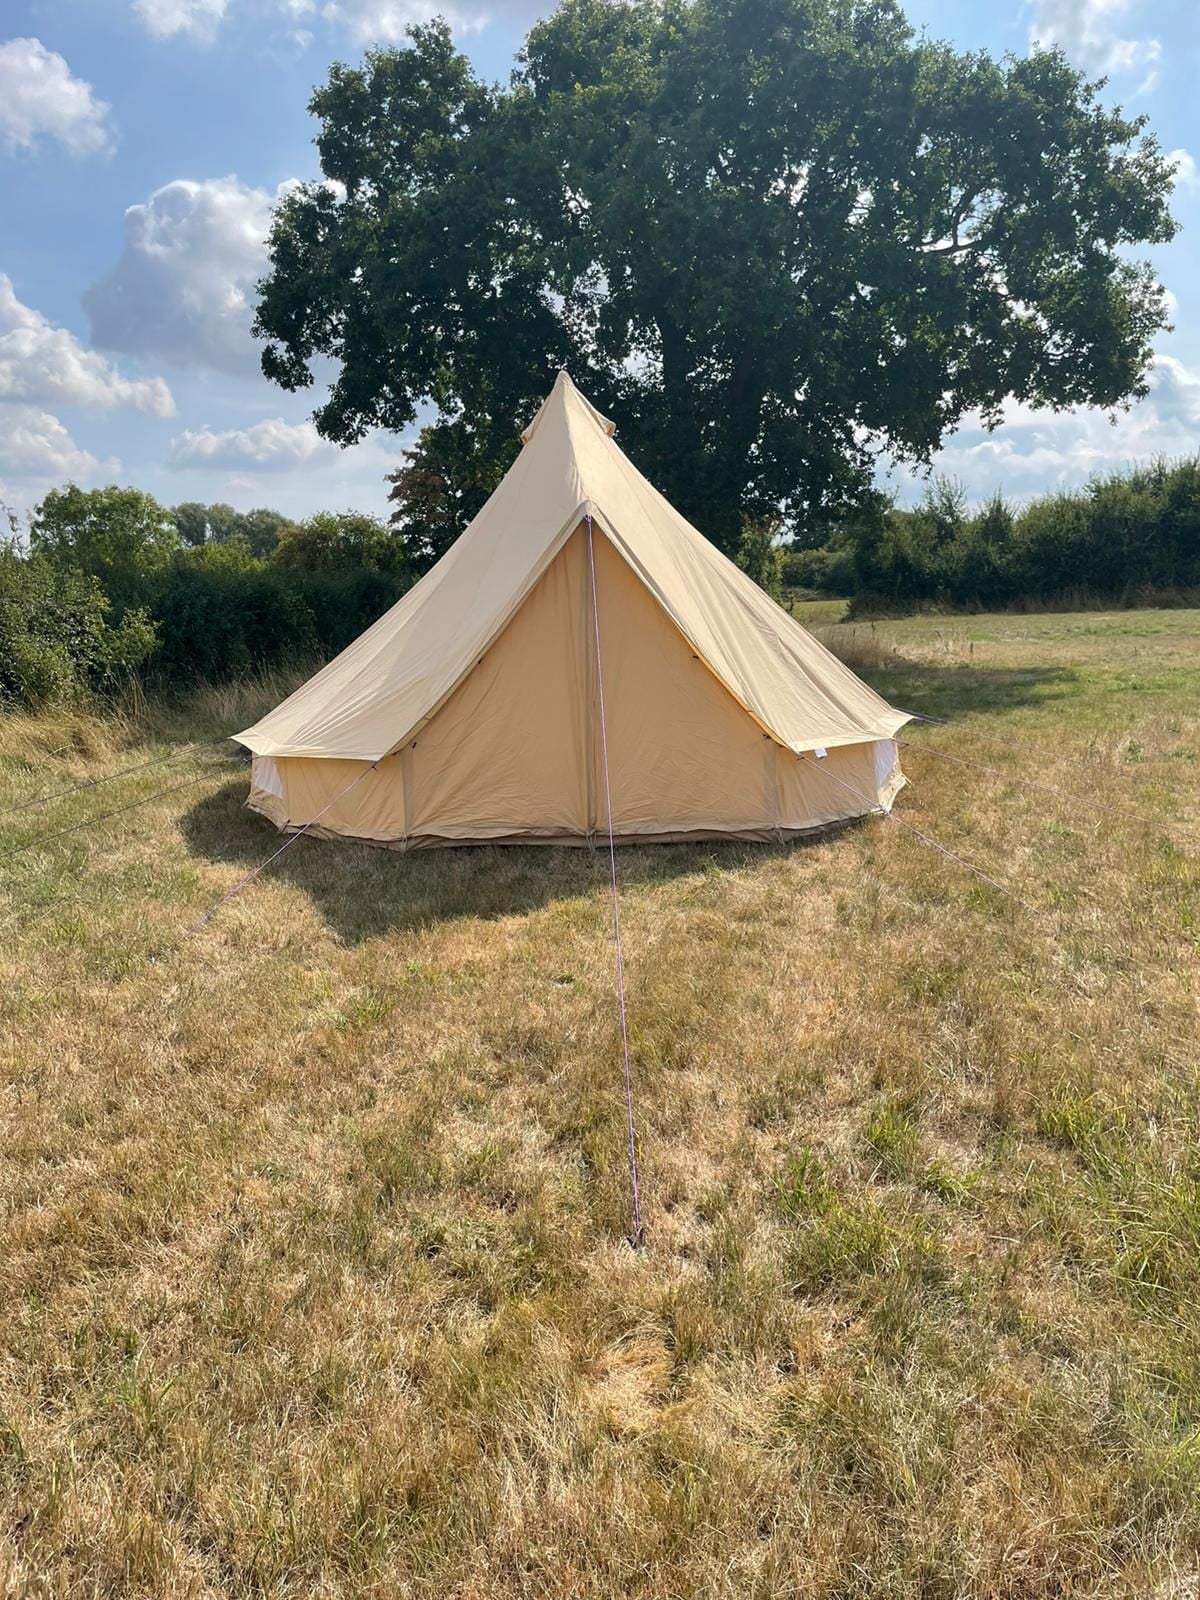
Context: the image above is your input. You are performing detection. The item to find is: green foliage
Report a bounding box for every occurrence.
[255,2,1176,554]
[386,418,517,569]
[845,459,1200,610]
[113,562,408,687]
[31,486,181,606]
[780,543,855,596]
[0,488,413,708]
[172,502,210,548]
[272,510,412,574]
[240,508,296,558]
[170,502,297,558]
[0,545,156,710]
[202,503,245,545]
[178,538,261,574]
[732,518,783,599]
[133,565,314,684]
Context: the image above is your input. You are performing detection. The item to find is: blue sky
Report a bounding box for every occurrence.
[1,0,1197,526]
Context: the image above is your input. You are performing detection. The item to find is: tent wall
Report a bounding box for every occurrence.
[590,527,790,834]
[247,524,904,849]
[407,528,590,839]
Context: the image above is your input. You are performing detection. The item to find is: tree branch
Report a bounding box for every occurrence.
[921,235,979,256]
[919,189,985,255]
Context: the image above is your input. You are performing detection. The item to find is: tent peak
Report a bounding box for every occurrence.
[520,371,617,446]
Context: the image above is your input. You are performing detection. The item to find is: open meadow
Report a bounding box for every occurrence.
[1,606,1198,1598]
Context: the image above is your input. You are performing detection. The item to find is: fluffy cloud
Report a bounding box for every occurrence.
[131,0,230,41]
[84,176,281,377]
[319,0,489,41]
[1148,353,1200,427]
[167,417,337,470]
[0,273,169,510]
[0,274,174,417]
[0,405,114,483]
[1028,0,1161,87]
[0,38,113,156]
[132,0,506,47]
[906,352,1200,504]
[1169,149,1198,193]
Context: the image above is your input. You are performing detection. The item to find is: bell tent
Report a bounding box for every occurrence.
[235,372,909,849]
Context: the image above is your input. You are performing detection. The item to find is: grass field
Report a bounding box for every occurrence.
[1,607,1198,1598]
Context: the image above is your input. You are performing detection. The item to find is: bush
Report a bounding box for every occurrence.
[840,459,1200,610]
[131,564,409,688]
[31,485,181,610]
[272,510,411,574]
[7,488,417,697]
[132,565,319,685]
[0,545,156,710]
[733,518,784,600]
[780,544,855,596]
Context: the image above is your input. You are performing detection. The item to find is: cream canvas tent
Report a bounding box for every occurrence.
[235,372,909,849]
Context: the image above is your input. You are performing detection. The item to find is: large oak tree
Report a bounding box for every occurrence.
[254,0,1177,558]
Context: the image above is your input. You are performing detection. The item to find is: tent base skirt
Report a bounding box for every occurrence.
[245,794,892,853]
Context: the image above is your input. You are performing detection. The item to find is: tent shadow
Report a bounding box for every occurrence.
[864,657,1077,724]
[178,778,836,945]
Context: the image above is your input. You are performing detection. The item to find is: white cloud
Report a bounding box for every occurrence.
[0,38,113,157]
[320,0,488,41]
[0,274,174,417]
[0,405,114,483]
[132,0,229,41]
[167,417,337,470]
[84,176,283,377]
[1028,0,1161,88]
[1168,149,1198,193]
[129,0,498,46]
[1147,353,1200,426]
[902,352,1200,504]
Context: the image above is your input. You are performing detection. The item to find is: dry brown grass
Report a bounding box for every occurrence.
[0,609,1198,1597]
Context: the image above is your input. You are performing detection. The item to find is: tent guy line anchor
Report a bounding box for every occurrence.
[587,513,645,1250]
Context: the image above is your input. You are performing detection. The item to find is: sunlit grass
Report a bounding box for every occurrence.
[0,609,1197,1595]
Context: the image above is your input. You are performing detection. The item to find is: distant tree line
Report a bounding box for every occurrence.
[0,476,793,712]
[783,458,1200,613]
[0,486,415,710]
[3,455,1200,714]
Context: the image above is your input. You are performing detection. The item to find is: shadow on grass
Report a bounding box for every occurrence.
[867,658,1078,723]
[179,779,827,945]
